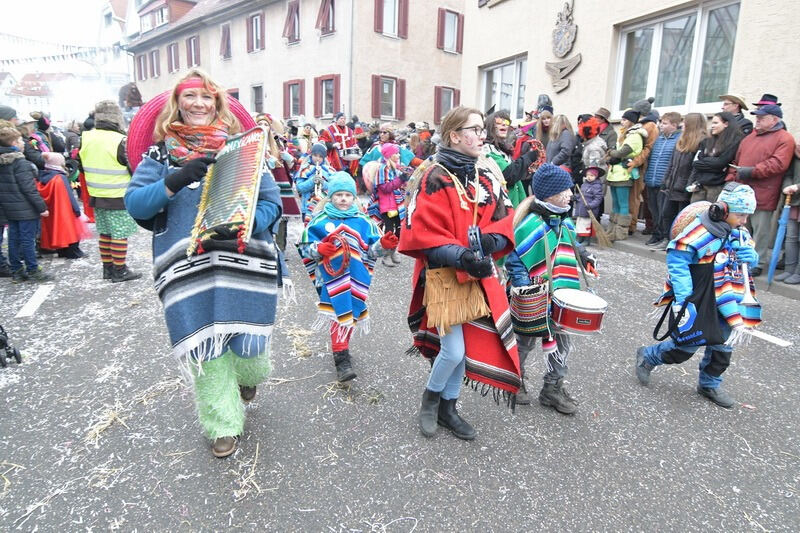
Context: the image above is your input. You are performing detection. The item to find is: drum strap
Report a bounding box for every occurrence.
[563,226,593,291]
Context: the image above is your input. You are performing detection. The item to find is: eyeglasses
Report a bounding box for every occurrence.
[380,130,391,134]
[495,119,511,127]
[457,125,486,137]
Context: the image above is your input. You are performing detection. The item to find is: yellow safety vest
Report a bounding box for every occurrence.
[80,129,130,198]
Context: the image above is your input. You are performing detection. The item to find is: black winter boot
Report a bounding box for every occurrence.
[538,378,578,414]
[0,263,11,278]
[333,350,356,382]
[102,263,114,280]
[437,398,476,440]
[418,388,441,437]
[111,265,142,283]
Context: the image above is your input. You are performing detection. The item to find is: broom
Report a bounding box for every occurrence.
[575,185,612,248]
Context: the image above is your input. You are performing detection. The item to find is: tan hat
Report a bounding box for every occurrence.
[594,107,611,121]
[718,94,748,111]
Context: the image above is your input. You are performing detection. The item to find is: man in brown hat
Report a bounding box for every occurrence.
[594,107,617,150]
[718,94,753,135]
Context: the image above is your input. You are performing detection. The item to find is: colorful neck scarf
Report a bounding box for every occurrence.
[164,118,229,165]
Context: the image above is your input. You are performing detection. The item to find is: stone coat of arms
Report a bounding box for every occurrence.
[552,2,577,58]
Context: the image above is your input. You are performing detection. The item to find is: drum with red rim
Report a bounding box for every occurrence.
[551,288,607,335]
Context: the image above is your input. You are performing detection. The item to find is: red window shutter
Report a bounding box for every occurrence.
[434,86,442,125]
[186,38,192,65]
[436,9,445,49]
[299,80,306,115]
[260,12,266,49]
[247,16,253,52]
[396,78,406,120]
[456,14,464,53]
[283,81,290,118]
[374,0,383,33]
[195,37,200,66]
[313,76,322,118]
[333,74,341,115]
[371,75,381,118]
[315,0,329,29]
[398,0,408,39]
[454,89,461,107]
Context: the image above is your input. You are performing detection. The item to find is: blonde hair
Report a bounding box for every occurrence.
[548,114,573,142]
[535,110,552,142]
[439,106,484,148]
[153,68,241,141]
[409,132,420,151]
[676,113,707,153]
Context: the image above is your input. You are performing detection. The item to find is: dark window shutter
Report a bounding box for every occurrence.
[434,86,442,125]
[396,78,406,120]
[313,76,322,118]
[454,89,461,107]
[371,75,381,118]
[436,9,445,49]
[186,38,192,65]
[398,0,408,39]
[456,14,464,53]
[195,37,200,66]
[283,81,290,118]
[247,16,253,52]
[333,74,341,115]
[299,79,306,115]
[260,12,265,49]
[374,0,383,33]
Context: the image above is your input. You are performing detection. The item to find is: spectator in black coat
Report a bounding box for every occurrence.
[687,112,744,203]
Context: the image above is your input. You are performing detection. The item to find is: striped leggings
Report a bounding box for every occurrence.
[98,234,128,267]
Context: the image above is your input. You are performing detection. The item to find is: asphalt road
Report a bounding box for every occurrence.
[1,221,798,531]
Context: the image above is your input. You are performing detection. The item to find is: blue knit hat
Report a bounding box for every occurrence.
[327,172,357,197]
[718,183,756,214]
[533,163,573,201]
[310,142,327,157]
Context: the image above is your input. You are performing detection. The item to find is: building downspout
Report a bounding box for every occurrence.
[347,0,354,115]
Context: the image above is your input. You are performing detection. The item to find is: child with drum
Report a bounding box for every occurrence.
[505,164,597,412]
[296,142,335,223]
[296,173,398,382]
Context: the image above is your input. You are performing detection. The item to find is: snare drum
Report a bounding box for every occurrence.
[340,146,363,161]
[551,288,607,335]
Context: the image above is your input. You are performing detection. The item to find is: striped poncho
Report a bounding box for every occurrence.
[513,212,581,292]
[656,215,761,329]
[297,210,382,334]
[367,162,406,222]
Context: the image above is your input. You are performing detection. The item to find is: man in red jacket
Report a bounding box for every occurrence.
[726,104,795,275]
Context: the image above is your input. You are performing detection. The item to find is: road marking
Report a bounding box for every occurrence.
[15,284,54,318]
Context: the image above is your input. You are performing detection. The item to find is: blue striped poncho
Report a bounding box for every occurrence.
[297,210,383,335]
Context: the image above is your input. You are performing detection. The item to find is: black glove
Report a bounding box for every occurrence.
[608,157,621,166]
[165,156,215,193]
[460,250,494,278]
[210,225,240,241]
[523,148,541,166]
[737,166,755,180]
[479,233,499,255]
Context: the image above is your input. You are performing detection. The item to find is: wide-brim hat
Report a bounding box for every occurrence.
[582,165,606,178]
[718,93,748,110]
[752,93,781,107]
[594,107,611,121]
[127,91,255,172]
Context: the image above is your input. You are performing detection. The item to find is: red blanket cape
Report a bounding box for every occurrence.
[78,172,95,222]
[398,163,521,398]
[36,177,89,249]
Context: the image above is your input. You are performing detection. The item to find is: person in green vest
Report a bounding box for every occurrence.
[79,101,141,282]
[481,110,541,207]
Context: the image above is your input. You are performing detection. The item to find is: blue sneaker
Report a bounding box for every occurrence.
[636,347,654,385]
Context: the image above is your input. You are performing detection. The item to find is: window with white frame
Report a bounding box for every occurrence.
[141,14,153,33]
[167,42,179,72]
[322,78,335,116]
[136,55,147,81]
[481,55,527,120]
[440,87,454,118]
[155,6,168,26]
[380,77,395,118]
[382,0,398,36]
[252,85,263,113]
[616,1,740,112]
[187,36,199,66]
[149,50,160,78]
[289,83,301,116]
[249,13,264,51]
[443,11,458,52]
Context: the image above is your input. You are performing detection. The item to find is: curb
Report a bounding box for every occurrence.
[611,234,800,302]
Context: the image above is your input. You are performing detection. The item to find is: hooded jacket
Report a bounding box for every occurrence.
[0,146,47,220]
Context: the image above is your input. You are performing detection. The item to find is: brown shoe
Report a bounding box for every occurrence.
[239,385,257,403]
[211,436,237,458]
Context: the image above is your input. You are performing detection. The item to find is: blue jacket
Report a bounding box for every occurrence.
[359,143,416,167]
[644,131,680,188]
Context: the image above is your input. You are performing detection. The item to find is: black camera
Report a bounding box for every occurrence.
[0,325,22,368]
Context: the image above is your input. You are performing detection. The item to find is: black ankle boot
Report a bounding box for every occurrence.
[419,388,441,437]
[333,350,356,382]
[111,265,142,283]
[437,398,476,440]
[103,264,113,280]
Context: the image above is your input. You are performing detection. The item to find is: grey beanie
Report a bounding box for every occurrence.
[632,97,655,117]
[94,100,125,129]
[0,105,17,121]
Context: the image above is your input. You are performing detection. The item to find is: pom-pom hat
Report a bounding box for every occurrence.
[380,143,400,159]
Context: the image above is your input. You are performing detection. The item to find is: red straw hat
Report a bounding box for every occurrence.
[127,91,256,172]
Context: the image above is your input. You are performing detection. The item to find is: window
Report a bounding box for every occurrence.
[434,86,460,124]
[141,14,153,33]
[104,12,112,26]
[136,54,147,81]
[283,1,300,43]
[371,75,406,120]
[481,55,527,120]
[252,85,264,114]
[313,74,340,117]
[437,9,463,53]
[155,6,168,26]
[374,0,407,38]
[283,79,305,118]
[149,50,160,78]
[247,13,265,52]
[616,1,740,112]
[315,0,335,34]
[186,35,200,66]
[227,88,239,101]
[167,43,179,72]
[220,24,232,59]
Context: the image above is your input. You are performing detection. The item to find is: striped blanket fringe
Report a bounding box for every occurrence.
[724,325,752,347]
[542,334,572,373]
[463,376,517,412]
[282,277,296,304]
[174,328,271,382]
[311,312,371,342]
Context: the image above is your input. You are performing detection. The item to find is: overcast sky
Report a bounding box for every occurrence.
[3,0,105,48]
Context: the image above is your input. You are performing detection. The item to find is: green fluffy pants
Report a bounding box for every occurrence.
[192,349,272,439]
